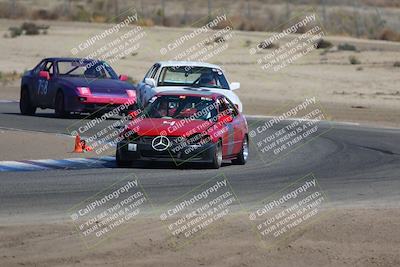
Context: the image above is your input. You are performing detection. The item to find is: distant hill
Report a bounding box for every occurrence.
[0,0,399,42]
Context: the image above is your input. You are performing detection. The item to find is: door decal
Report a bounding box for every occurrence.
[38,79,48,95]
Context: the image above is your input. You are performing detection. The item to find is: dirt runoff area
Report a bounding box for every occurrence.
[0,208,398,267]
[0,128,97,161]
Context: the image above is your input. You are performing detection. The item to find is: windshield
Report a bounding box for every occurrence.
[57,60,118,79]
[157,66,229,89]
[144,95,218,120]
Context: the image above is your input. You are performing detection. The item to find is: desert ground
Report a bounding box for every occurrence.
[1,209,399,267]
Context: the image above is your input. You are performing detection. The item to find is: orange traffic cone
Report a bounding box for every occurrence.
[73,134,84,153]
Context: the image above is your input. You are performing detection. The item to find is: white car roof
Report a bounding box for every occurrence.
[156,61,222,70]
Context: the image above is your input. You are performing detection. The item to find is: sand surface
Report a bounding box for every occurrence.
[0,209,399,267]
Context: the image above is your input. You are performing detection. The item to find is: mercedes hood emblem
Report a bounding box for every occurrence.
[151,136,171,151]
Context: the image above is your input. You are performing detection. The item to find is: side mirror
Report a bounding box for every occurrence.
[145,78,156,87]
[119,74,128,81]
[218,114,233,124]
[230,82,240,91]
[39,71,50,80]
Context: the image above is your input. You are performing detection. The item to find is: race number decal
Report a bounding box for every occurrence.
[38,79,48,95]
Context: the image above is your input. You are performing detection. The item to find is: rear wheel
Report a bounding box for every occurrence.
[55,91,68,118]
[232,135,249,165]
[209,141,222,169]
[20,88,36,115]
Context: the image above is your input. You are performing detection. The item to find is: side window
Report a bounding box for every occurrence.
[217,97,228,114]
[214,70,229,89]
[44,61,54,76]
[158,67,167,85]
[33,61,46,75]
[220,97,238,117]
[143,64,157,81]
[150,65,160,79]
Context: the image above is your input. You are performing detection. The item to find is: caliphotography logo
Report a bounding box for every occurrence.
[68,174,152,249]
[159,173,241,249]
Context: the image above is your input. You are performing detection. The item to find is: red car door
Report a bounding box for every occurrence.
[216,97,240,157]
[222,97,245,156]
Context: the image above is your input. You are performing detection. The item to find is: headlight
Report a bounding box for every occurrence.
[76,87,91,95]
[126,89,136,98]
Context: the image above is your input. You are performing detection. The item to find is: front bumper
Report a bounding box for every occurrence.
[68,95,136,113]
[81,95,134,105]
[116,138,216,163]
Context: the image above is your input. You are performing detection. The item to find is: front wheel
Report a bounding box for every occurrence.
[54,91,68,118]
[232,135,249,165]
[20,89,36,115]
[116,148,133,168]
[209,141,223,169]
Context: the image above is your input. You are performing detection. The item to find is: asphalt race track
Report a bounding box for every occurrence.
[0,102,400,222]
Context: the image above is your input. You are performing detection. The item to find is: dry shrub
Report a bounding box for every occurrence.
[7,22,49,37]
[21,22,49,35]
[137,18,155,27]
[258,41,279,49]
[228,15,265,32]
[330,10,354,35]
[315,39,333,49]
[71,6,91,22]
[31,9,59,20]
[91,12,108,23]
[338,43,357,51]
[8,27,22,38]
[294,24,309,34]
[210,17,232,30]
[377,28,400,42]
[238,19,266,32]
[0,2,27,18]
[0,71,21,85]
[160,16,183,27]
[349,55,361,65]
[93,0,107,11]
[22,22,40,35]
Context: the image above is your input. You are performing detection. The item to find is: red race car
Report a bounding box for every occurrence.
[116,90,249,168]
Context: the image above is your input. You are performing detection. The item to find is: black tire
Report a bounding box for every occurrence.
[209,141,222,169]
[54,91,68,118]
[116,148,133,168]
[232,135,249,165]
[19,88,36,115]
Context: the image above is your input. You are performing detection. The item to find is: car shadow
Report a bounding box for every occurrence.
[115,161,232,170]
[3,112,121,120]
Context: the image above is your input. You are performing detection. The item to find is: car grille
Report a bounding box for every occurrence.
[138,136,181,145]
